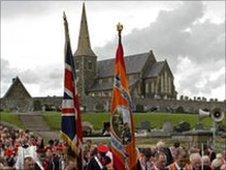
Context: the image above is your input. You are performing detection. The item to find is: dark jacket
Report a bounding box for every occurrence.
[87,157,102,170]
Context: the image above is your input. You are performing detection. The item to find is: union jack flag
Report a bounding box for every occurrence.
[61,12,83,169]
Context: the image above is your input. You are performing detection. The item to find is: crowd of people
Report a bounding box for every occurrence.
[0,123,225,170]
[137,141,225,170]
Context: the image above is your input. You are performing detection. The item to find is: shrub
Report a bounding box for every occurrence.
[33,100,42,111]
[136,104,144,112]
[175,106,185,113]
[95,103,104,112]
[174,121,191,132]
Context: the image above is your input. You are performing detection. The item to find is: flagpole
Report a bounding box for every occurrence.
[62,11,84,170]
[201,143,204,170]
[116,22,129,170]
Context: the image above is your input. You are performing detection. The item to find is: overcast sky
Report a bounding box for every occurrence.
[1,1,225,101]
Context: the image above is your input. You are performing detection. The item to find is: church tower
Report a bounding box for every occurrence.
[74,3,97,98]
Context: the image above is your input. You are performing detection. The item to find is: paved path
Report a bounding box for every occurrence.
[18,112,59,141]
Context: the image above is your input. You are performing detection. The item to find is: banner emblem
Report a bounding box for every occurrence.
[112,106,132,145]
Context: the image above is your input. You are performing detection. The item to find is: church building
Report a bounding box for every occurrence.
[74,3,177,100]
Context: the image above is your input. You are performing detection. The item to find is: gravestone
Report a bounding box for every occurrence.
[195,123,204,130]
[162,121,173,133]
[140,121,151,131]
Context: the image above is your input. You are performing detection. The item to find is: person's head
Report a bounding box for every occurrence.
[143,148,153,162]
[37,137,44,148]
[175,148,189,168]
[22,137,28,145]
[174,141,180,148]
[90,145,98,157]
[54,139,59,145]
[45,148,53,158]
[139,148,152,166]
[24,156,35,170]
[86,139,92,147]
[202,155,211,166]
[65,158,76,170]
[203,144,211,155]
[155,152,167,169]
[156,141,165,151]
[25,129,30,134]
[97,144,109,158]
[190,153,202,170]
[48,139,54,146]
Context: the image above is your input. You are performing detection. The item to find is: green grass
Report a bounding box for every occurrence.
[43,112,214,130]
[43,112,109,130]
[0,111,25,128]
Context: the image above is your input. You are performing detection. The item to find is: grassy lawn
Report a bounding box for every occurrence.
[0,111,217,131]
[0,111,25,128]
[43,112,214,130]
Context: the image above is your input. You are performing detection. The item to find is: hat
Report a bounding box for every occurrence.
[4,149,14,157]
[97,145,109,153]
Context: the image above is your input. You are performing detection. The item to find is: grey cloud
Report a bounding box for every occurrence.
[1,59,18,83]
[95,1,205,60]
[95,1,225,99]
[1,58,63,96]
[178,66,225,95]
[39,67,63,91]
[176,60,225,100]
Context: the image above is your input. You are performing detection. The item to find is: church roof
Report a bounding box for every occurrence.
[97,52,151,78]
[146,61,165,78]
[3,76,32,99]
[74,3,96,57]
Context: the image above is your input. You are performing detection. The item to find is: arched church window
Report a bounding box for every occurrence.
[88,61,92,70]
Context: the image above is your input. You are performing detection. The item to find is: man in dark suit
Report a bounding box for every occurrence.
[87,145,109,170]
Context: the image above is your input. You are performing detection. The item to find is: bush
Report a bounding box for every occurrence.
[95,103,104,112]
[33,100,42,111]
[218,124,226,132]
[136,104,144,112]
[175,106,185,113]
[174,121,191,132]
[3,109,12,113]
[149,107,158,112]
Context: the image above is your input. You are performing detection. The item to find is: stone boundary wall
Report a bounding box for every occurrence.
[133,98,226,113]
[32,96,226,113]
[1,96,225,113]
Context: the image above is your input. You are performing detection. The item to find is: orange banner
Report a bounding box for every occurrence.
[110,36,138,170]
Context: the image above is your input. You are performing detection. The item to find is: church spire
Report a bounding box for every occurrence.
[75,3,95,56]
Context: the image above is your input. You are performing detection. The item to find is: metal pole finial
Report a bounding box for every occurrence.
[63,11,67,20]
[117,22,123,34]
[117,22,123,43]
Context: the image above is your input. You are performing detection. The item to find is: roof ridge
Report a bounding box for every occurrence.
[97,52,150,63]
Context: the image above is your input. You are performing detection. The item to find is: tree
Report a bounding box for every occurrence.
[174,121,191,132]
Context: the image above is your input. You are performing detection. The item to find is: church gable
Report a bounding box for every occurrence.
[162,60,174,78]
[3,77,31,100]
[145,61,165,78]
[2,77,33,112]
